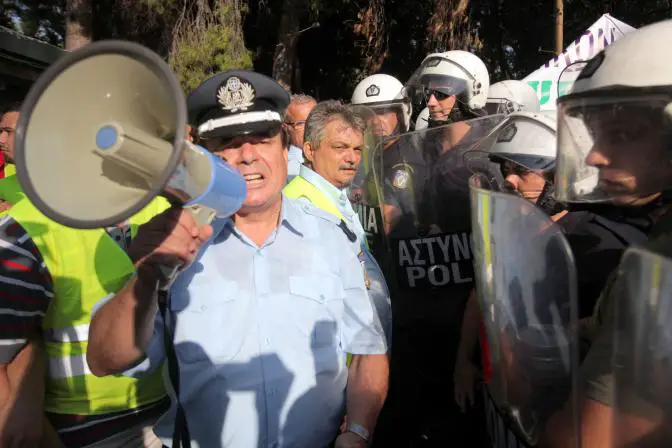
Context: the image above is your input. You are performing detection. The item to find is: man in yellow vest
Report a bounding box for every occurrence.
[284,100,392,346]
[0,163,170,445]
[0,102,19,179]
[0,103,23,217]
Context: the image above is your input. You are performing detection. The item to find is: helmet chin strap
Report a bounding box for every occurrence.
[536,181,566,216]
[503,178,565,217]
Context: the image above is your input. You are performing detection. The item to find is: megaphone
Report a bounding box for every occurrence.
[14,40,246,229]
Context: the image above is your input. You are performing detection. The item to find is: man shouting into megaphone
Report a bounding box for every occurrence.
[88,70,390,448]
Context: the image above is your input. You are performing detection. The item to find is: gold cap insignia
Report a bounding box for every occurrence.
[217,76,256,113]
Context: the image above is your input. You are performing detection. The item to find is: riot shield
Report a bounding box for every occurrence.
[372,115,505,297]
[344,105,394,346]
[612,246,672,446]
[347,105,391,263]
[368,116,505,446]
[470,176,580,447]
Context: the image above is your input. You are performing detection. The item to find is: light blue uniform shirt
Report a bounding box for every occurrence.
[126,196,386,448]
[298,165,366,247]
[287,145,304,183]
[296,166,393,347]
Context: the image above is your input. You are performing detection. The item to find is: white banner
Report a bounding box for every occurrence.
[523,14,636,110]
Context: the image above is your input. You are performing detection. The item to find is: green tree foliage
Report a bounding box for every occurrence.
[4,0,672,98]
[169,1,253,93]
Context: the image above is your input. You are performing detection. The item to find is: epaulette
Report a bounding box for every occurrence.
[299,202,358,243]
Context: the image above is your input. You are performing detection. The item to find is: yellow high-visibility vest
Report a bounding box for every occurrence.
[0,175,23,216]
[3,163,16,178]
[9,196,170,415]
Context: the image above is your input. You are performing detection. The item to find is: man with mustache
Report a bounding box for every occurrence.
[284,100,392,347]
[87,71,389,448]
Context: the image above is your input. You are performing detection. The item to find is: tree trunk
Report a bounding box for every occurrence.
[272,0,302,91]
[221,0,249,64]
[65,0,93,50]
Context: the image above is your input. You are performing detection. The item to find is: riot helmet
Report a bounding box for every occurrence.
[351,73,412,137]
[555,19,672,207]
[406,50,490,126]
[485,80,540,116]
[415,107,430,130]
[468,111,562,215]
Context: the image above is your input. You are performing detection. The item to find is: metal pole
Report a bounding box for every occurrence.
[555,0,564,55]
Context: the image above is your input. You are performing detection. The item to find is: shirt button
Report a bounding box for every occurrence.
[265,338,271,346]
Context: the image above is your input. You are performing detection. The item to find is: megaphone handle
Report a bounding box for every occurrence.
[156,204,217,292]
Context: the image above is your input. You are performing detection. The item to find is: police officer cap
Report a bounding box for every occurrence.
[187,70,290,140]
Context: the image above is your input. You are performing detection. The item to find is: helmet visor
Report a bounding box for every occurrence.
[484,98,520,116]
[365,102,407,137]
[555,94,672,205]
[405,56,472,103]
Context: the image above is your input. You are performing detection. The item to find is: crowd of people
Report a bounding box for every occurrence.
[0,16,671,448]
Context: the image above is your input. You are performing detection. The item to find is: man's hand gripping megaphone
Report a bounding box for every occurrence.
[127,206,214,290]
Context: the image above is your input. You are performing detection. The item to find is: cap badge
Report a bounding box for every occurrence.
[365,84,380,97]
[217,76,256,112]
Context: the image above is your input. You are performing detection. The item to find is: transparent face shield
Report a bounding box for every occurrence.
[555,94,672,206]
[347,105,385,204]
[483,98,522,116]
[361,100,408,138]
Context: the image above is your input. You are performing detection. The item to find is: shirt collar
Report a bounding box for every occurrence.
[299,165,346,205]
[211,193,304,242]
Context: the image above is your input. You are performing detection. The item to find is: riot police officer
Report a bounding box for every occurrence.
[370,52,503,446]
[462,111,649,448]
[350,73,426,238]
[542,19,672,447]
[405,50,491,128]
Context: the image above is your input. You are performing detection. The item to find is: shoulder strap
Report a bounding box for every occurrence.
[297,200,357,243]
[157,290,192,448]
